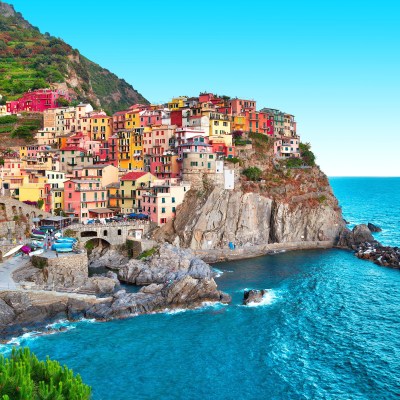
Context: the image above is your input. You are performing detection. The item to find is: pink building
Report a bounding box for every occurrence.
[228,98,257,115]
[98,134,119,167]
[177,136,212,159]
[6,89,70,114]
[64,179,111,222]
[142,181,191,225]
[143,125,176,156]
[150,154,180,179]
[274,137,300,158]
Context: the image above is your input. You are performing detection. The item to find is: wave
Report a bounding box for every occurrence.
[212,268,223,277]
[239,289,277,307]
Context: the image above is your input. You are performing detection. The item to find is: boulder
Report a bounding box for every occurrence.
[83,276,117,295]
[368,222,382,232]
[243,289,268,305]
[352,224,375,244]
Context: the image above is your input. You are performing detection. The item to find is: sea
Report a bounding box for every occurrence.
[1,177,400,400]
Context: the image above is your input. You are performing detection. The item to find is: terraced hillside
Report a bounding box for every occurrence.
[0,1,148,114]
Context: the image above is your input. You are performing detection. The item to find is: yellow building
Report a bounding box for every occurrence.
[118,128,144,170]
[124,110,140,130]
[17,176,48,208]
[168,96,187,110]
[50,188,64,213]
[106,182,121,212]
[90,115,112,141]
[120,171,156,214]
[232,115,246,132]
[209,112,231,136]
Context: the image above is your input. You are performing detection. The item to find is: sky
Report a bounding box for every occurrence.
[7,0,400,176]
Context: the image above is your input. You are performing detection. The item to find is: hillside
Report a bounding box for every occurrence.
[0,1,148,114]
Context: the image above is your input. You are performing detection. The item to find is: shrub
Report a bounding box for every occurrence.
[225,157,240,164]
[249,132,269,143]
[138,247,157,259]
[318,195,327,204]
[242,166,262,181]
[0,115,17,125]
[0,347,91,399]
[299,142,316,166]
[285,157,303,168]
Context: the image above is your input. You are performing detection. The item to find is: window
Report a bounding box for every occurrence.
[172,207,176,212]
[162,198,165,203]
[117,229,122,236]
[172,197,175,203]
[161,207,165,213]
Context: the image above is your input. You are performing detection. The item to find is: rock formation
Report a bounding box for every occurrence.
[116,244,213,285]
[156,168,345,250]
[368,223,382,232]
[337,224,377,249]
[243,289,269,305]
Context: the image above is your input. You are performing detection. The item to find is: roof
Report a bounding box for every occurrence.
[106,182,120,188]
[41,216,71,222]
[121,171,148,181]
[88,208,114,214]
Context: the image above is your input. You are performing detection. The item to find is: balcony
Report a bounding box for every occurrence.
[67,162,78,167]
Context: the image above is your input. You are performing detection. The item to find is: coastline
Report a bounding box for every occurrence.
[195,240,335,263]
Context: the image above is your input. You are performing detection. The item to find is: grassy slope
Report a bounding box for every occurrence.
[0,2,148,114]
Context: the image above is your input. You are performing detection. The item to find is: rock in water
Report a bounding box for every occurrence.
[368,222,382,232]
[352,224,375,244]
[243,289,269,305]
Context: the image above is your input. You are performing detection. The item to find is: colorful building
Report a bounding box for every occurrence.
[142,181,191,225]
[6,89,70,114]
[119,171,157,214]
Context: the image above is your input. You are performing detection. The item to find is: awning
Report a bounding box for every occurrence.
[88,208,114,214]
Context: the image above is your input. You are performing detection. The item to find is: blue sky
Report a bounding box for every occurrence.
[8,0,400,176]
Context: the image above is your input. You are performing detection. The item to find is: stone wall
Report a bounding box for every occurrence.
[0,196,51,221]
[31,253,88,289]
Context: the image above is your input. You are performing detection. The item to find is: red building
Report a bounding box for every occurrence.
[170,110,183,127]
[245,110,274,135]
[6,89,70,114]
[98,134,119,167]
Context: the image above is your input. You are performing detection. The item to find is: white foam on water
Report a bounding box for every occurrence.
[212,268,223,277]
[241,289,277,307]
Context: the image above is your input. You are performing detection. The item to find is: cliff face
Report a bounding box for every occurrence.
[156,137,345,251]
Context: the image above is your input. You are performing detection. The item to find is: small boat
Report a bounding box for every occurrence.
[55,247,73,253]
[51,242,73,251]
[3,245,23,258]
[31,240,44,248]
[55,238,76,243]
[29,249,44,257]
[32,229,46,236]
[31,234,46,240]
[20,246,32,255]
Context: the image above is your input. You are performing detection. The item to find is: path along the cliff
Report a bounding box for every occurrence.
[0,254,28,290]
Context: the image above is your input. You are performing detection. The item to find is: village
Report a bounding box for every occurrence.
[0,89,300,226]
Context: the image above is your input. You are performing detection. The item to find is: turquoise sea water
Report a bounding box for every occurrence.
[2,178,400,399]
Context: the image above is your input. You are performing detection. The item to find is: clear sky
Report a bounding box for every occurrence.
[8,0,400,176]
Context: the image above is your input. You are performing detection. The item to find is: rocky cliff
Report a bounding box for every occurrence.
[156,136,345,251]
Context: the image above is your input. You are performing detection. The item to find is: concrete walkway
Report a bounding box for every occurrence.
[0,254,30,290]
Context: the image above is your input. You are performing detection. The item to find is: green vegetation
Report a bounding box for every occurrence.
[318,195,327,204]
[299,142,316,166]
[0,7,148,113]
[249,132,269,143]
[242,166,262,181]
[0,115,17,125]
[225,157,240,164]
[285,157,304,168]
[37,199,44,210]
[84,241,95,252]
[0,347,91,399]
[138,247,157,259]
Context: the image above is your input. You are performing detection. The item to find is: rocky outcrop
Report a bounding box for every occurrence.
[337,224,377,249]
[157,182,345,251]
[0,274,230,338]
[116,244,213,285]
[243,289,269,305]
[355,243,400,269]
[368,223,382,232]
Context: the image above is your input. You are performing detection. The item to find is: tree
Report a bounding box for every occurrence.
[0,348,91,399]
[37,199,44,210]
[299,142,316,166]
[57,97,70,107]
[242,166,262,181]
